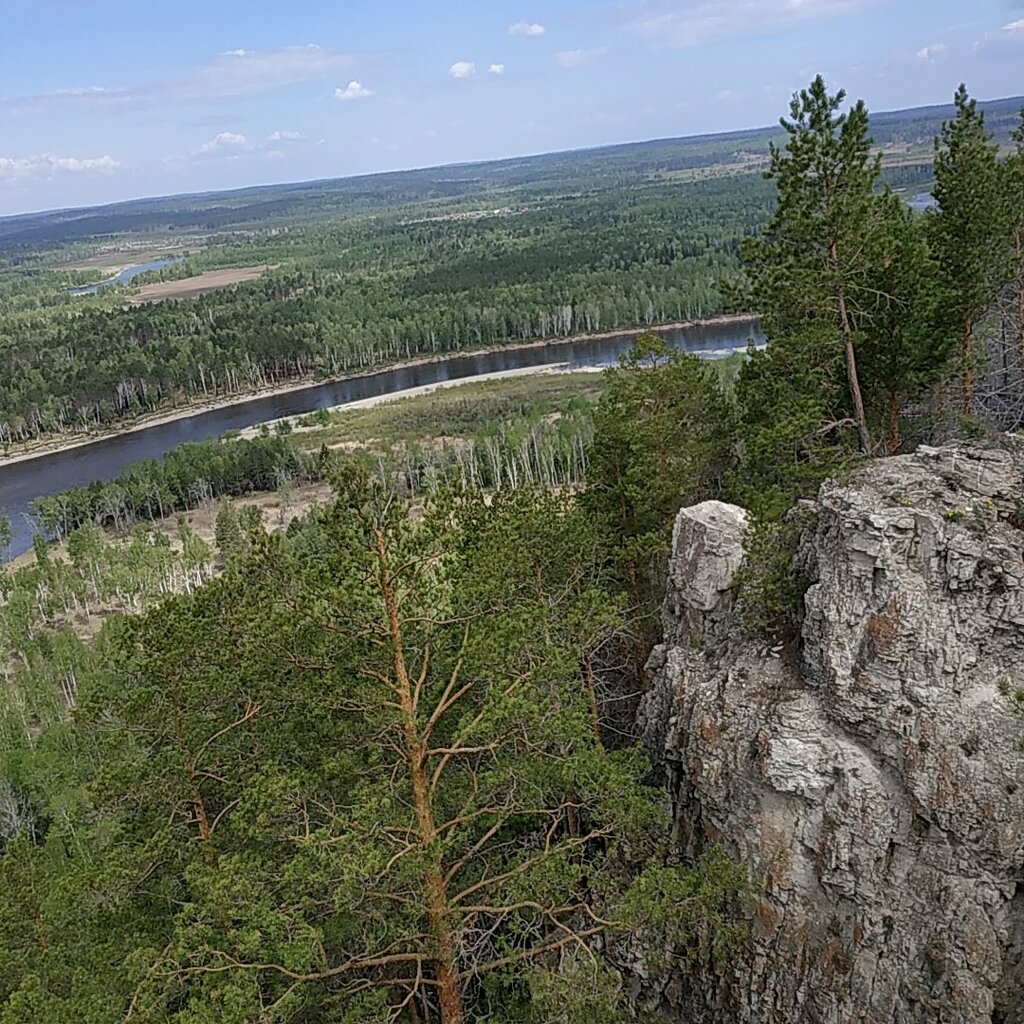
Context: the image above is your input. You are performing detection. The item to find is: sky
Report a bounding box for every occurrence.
[1,0,1023,216]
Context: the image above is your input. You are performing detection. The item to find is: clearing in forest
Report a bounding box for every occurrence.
[130,265,273,302]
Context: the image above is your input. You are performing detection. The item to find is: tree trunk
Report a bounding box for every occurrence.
[33,910,49,950]
[173,703,218,866]
[583,652,603,745]
[886,391,902,455]
[188,770,217,866]
[963,313,975,418]
[833,261,871,454]
[844,332,871,454]
[1015,227,1024,371]
[375,529,466,1024]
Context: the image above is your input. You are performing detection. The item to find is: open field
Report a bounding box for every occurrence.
[298,370,605,446]
[252,354,744,449]
[130,264,274,302]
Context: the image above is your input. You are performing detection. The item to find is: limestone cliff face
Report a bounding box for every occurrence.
[639,442,1024,1023]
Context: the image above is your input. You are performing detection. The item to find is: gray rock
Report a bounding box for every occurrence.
[640,440,1024,1023]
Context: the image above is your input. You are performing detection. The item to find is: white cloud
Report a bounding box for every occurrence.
[509,20,546,36]
[49,86,126,101]
[268,130,303,142]
[489,63,507,75]
[0,84,130,112]
[179,45,355,99]
[974,17,1024,54]
[915,43,947,60]
[0,154,120,179]
[0,44,357,110]
[449,61,477,79]
[625,0,876,47]
[193,131,248,156]
[555,47,608,68]
[714,88,735,101]
[334,80,374,101]
[53,155,120,172]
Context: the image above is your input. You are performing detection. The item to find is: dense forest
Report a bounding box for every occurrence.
[1,80,1024,1022]
[0,94,1019,450]
[0,178,766,446]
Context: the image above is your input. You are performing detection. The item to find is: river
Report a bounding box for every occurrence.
[69,256,185,296]
[0,319,763,560]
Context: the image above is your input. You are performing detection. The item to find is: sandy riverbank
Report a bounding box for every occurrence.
[0,314,759,469]
[235,364,593,439]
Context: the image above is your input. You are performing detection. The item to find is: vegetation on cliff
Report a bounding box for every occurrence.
[2,78,1024,1022]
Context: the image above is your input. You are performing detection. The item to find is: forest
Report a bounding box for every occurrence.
[0,178,765,446]
[0,94,1020,450]
[1,79,1024,1022]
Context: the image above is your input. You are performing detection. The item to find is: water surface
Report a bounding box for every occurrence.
[1,319,762,560]
[70,256,185,296]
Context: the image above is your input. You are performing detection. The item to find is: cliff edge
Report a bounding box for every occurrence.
[640,441,1024,1023]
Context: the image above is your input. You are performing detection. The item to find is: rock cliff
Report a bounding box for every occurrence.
[639,441,1024,1023]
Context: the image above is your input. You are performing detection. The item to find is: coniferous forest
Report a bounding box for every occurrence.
[0,91,1019,450]
[2,80,1024,1022]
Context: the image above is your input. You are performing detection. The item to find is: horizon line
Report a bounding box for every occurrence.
[3,89,1022,224]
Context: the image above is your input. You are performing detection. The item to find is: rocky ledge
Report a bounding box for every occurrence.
[639,440,1024,1023]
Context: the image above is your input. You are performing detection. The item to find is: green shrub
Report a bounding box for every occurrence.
[736,504,817,641]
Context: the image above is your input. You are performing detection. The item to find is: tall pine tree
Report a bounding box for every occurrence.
[583,332,735,622]
[742,75,880,455]
[858,189,950,454]
[1003,110,1024,368]
[928,84,1004,418]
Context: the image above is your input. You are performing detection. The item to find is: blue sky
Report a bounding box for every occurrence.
[1,0,1023,215]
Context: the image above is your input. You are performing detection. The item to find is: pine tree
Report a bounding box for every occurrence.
[582,333,735,620]
[1003,109,1024,368]
[3,480,750,1023]
[858,189,952,454]
[0,510,11,562]
[928,84,1004,418]
[213,498,244,568]
[742,75,880,454]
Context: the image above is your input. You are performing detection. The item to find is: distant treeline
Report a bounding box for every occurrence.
[0,177,770,445]
[28,435,321,538]
[0,92,1019,251]
[24,397,598,541]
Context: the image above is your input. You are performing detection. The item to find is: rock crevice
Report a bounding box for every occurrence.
[640,442,1024,1023]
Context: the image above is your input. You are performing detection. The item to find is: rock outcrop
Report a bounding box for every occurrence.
[640,441,1024,1023]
